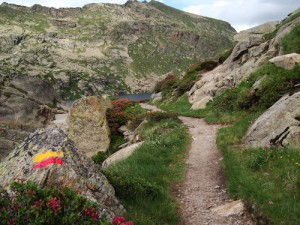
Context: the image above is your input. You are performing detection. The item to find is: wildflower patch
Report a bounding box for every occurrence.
[33,151,64,169]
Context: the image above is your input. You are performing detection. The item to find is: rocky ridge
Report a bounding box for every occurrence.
[188,8,300,149]
[189,9,300,110]
[0,0,236,99]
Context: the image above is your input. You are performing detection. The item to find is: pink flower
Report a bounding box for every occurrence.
[46,197,61,213]
[121,222,134,225]
[32,200,43,208]
[112,216,126,224]
[83,208,100,220]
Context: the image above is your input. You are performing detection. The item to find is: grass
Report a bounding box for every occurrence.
[102,116,190,225]
[157,60,300,224]
[281,24,300,54]
[217,116,300,225]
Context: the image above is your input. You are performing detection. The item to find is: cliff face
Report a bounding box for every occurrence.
[0,0,236,98]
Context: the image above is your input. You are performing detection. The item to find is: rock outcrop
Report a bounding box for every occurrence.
[0,1,236,97]
[245,92,300,149]
[0,128,124,219]
[0,77,63,160]
[68,96,112,158]
[189,14,300,109]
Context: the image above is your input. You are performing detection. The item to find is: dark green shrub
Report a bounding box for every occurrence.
[176,72,200,96]
[153,74,179,94]
[185,60,218,76]
[92,152,109,165]
[217,48,233,63]
[0,180,111,225]
[103,171,162,200]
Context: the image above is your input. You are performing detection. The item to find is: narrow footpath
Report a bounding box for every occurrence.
[140,103,253,225]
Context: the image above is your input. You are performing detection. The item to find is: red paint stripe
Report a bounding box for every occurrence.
[34,157,63,169]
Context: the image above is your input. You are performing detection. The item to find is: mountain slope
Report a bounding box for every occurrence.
[0,0,236,98]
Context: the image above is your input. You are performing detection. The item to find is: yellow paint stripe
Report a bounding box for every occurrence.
[34,151,64,163]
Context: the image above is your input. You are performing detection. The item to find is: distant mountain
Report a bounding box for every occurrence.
[0,0,236,98]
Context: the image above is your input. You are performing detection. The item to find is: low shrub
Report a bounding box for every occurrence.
[153,74,179,94]
[176,71,200,96]
[217,48,233,64]
[185,60,218,76]
[107,98,134,134]
[0,180,111,225]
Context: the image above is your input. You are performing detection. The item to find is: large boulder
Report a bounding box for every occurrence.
[269,53,300,69]
[68,96,112,158]
[0,128,124,219]
[245,92,300,149]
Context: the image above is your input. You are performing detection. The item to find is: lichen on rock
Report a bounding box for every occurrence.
[0,127,124,219]
[68,96,112,158]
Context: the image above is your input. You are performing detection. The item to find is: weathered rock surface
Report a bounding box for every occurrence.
[269,53,300,69]
[68,96,112,158]
[47,113,68,132]
[0,128,124,219]
[102,142,144,170]
[0,1,236,97]
[189,10,300,110]
[234,22,279,43]
[212,200,245,217]
[0,77,63,159]
[245,92,300,149]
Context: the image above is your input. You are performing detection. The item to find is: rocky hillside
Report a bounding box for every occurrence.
[0,0,236,99]
[187,7,300,148]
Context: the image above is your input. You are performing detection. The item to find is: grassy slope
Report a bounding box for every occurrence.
[101,116,190,225]
[154,63,300,224]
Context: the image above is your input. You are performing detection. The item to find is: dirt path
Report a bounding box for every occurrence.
[178,117,253,225]
[140,103,254,225]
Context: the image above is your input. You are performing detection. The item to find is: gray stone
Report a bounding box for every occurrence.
[102,142,144,170]
[68,96,112,158]
[0,128,124,219]
[234,21,279,42]
[245,92,300,149]
[269,53,300,70]
[212,200,245,217]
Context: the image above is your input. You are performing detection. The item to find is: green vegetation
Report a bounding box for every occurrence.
[128,36,195,76]
[281,24,300,54]
[217,117,300,225]
[0,180,111,224]
[264,11,300,42]
[157,63,300,123]
[156,61,300,224]
[101,113,190,225]
[0,5,49,31]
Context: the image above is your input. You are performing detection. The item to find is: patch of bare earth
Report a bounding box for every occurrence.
[139,104,254,225]
[178,117,253,225]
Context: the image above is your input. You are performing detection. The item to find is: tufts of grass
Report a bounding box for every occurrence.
[103,117,190,225]
[281,24,300,54]
[217,117,300,225]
